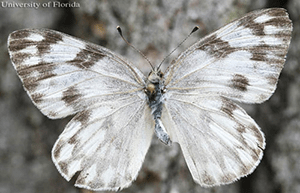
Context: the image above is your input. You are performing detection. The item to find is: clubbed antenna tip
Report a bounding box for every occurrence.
[191,26,199,34]
[157,26,200,69]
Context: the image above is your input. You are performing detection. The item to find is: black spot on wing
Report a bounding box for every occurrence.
[36,31,63,55]
[8,30,63,55]
[17,61,56,79]
[250,50,268,62]
[238,15,265,36]
[62,86,83,107]
[67,45,105,69]
[22,79,39,93]
[221,173,237,183]
[73,110,91,126]
[11,53,32,68]
[31,93,44,104]
[237,10,268,36]
[68,135,77,145]
[250,125,265,147]
[230,74,250,92]
[48,111,58,118]
[267,8,287,17]
[53,140,63,159]
[197,34,237,58]
[237,125,246,134]
[266,74,278,85]
[77,174,105,190]
[8,39,36,52]
[220,98,238,117]
[9,30,30,39]
[18,62,56,93]
[249,44,287,65]
[58,161,69,176]
[238,8,292,37]
[202,172,216,186]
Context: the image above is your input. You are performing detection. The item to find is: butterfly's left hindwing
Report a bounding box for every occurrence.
[8,29,154,191]
[53,98,154,191]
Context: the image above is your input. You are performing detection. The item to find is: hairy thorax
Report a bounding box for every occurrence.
[145,69,171,145]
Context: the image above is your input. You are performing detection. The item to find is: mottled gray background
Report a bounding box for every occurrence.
[1,0,300,193]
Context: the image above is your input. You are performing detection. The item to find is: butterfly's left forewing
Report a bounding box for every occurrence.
[162,8,292,186]
[8,29,154,191]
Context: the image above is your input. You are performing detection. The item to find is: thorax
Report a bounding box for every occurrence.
[145,69,165,117]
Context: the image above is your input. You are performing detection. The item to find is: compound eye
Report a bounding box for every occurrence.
[158,71,163,78]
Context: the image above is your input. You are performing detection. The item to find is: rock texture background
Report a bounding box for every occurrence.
[1,0,300,193]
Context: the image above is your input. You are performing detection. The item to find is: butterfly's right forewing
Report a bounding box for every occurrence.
[8,29,146,119]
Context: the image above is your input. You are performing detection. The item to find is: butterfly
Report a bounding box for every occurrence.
[7,8,292,191]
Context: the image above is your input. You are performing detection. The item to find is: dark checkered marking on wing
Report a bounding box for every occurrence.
[62,86,83,107]
[230,74,250,92]
[17,61,56,93]
[220,97,238,117]
[8,29,63,55]
[195,8,292,66]
[238,8,292,36]
[67,44,105,69]
[58,161,68,176]
[73,110,91,127]
[53,140,63,160]
[8,30,31,52]
[10,53,33,69]
[197,34,237,59]
[250,126,265,150]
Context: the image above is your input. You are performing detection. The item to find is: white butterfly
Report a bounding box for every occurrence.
[7,8,292,191]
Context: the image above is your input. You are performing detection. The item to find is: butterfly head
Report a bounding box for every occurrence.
[147,68,163,84]
[146,68,164,95]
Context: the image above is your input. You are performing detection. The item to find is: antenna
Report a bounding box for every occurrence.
[157,26,199,70]
[117,26,155,70]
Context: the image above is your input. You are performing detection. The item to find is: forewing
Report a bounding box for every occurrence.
[164,8,292,103]
[7,28,146,118]
[52,94,154,191]
[161,93,265,186]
